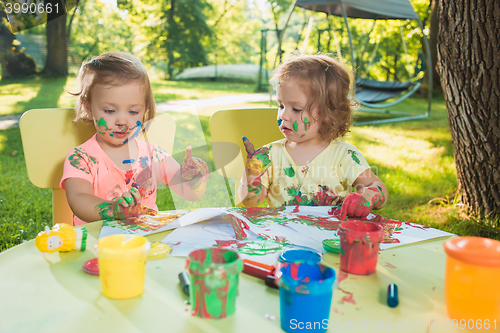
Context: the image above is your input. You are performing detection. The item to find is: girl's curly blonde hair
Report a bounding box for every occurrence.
[69,52,156,132]
[270,54,357,142]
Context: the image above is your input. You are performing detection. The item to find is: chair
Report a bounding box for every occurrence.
[19,108,176,225]
[209,108,283,206]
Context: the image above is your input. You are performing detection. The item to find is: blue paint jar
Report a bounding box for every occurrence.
[274,249,322,281]
[278,263,336,333]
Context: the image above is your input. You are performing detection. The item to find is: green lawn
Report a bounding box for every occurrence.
[0,77,498,252]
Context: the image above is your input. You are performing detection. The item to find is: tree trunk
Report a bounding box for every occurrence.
[437,0,500,217]
[0,4,37,78]
[428,0,442,91]
[167,0,176,80]
[42,0,68,77]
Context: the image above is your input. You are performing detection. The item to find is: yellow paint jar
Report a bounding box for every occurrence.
[443,237,500,321]
[97,235,150,299]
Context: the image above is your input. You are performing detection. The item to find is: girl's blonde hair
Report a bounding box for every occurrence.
[70,52,156,131]
[270,54,357,142]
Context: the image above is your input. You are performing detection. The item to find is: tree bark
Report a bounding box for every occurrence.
[437,0,500,217]
[429,0,441,90]
[42,0,68,77]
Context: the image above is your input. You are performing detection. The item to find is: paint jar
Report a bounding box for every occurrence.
[278,263,336,333]
[274,249,322,281]
[186,248,243,319]
[97,234,150,299]
[443,237,500,321]
[339,221,383,275]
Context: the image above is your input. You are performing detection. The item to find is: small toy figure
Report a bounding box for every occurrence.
[35,223,88,253]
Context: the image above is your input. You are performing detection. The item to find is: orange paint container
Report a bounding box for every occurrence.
[443,237,500,321]
[97,235,150,299]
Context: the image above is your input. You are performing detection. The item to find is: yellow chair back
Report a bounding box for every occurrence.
[209,108,282,206]
[19,108,176,225]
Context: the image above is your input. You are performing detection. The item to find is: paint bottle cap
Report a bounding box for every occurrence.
[82,258,99,276]
[148,242,172,259]
[387,283,399,307]
[279,249,322,264]
[323,239,341,254]
[443,236,500,267]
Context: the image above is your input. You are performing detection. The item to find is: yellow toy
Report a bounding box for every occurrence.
[35,224,88,253]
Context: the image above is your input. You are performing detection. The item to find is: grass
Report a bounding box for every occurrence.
[1,78,499,252]
[0,76,260,117]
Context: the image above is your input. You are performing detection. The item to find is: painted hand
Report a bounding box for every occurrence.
[96,188,145,220]
[242,137,271,178]
[339,187,385,219]
[312,185,341,206]
[180,146,209,187]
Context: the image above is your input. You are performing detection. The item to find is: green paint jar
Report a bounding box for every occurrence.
[186,248,243,319]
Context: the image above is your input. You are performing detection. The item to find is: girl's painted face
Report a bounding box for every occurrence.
[276,81,322,144]
[86,82,146,148]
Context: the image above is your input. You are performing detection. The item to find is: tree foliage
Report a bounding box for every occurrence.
[7,0,432,83]
[207,0,264,66]
[274,0,431,83]
[69,0,135,66]
[116,0,211,78]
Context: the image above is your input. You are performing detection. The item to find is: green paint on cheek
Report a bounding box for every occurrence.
[293,121,298,132]
[304,117,309,131]
[97,117,108,128]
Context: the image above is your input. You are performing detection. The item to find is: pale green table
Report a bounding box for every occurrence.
[0,221,472,333]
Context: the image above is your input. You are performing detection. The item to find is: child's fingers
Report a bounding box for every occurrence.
[339,201,349,219]
[192,157,209,180]
[242,136,256,157]
[339,192,357,219]
[340,192,373,218]
[129,187,142,205]
[116,197,129,208]
[182,146,194,166]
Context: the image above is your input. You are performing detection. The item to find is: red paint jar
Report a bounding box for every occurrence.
[339,221,383,275]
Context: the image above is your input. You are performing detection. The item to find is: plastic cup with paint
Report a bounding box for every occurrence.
[96,234,150,299]
[274,249,322,282]
[186,248,243,319]
[278,262,336,333]
[443,236,500,321]
[338,221,383,275]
